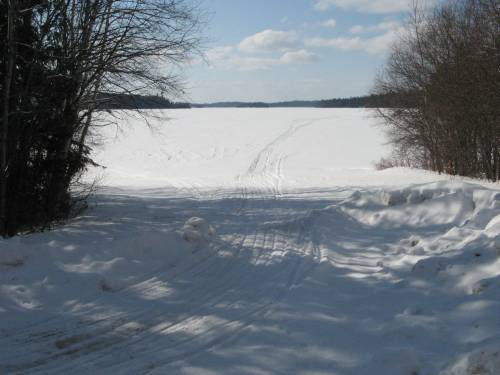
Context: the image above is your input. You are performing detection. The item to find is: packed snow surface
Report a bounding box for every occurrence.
[1,109,499,374]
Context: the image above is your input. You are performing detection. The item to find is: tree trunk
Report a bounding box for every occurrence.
[1,0,15,237]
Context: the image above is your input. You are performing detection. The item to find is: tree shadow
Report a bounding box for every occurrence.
[0,188,491,374]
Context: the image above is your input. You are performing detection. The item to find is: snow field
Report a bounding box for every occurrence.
[1,108,499,374]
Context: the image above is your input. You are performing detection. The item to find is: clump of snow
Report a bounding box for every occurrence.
[0,237,26,268]
[402,305,433,316]
[412,256,448,276]
[469,278,493,295]
[350,190,362,200]
[441,342,500,375]
[382,190,407,206]
[180,217,215,248]
[485,215,500,234]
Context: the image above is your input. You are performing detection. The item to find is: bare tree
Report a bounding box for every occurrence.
[373,0,499,181]
[0,0,203,236]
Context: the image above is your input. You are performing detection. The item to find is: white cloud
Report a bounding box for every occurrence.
[314,0,411,14]
[236,50,319,71]
[349,25,365,34]
[205,45,319,71]
[233,56,282,71]
[314,0,335,11]
[306,27,402,54]
[280,49,320,64]
[205,46,234,64]
[238,29,299,53]
[308,36,360,49]
[205,29,321,71]
[349,20,400,34]
[322,19,337,28]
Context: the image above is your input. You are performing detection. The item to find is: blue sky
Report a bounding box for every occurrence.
[185,0,414,103]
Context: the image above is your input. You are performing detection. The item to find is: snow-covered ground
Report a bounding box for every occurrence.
[1,108,499,374]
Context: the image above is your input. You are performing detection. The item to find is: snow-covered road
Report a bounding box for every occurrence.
[1,109,499,374]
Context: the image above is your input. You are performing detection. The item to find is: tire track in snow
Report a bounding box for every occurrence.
[92,233,317,374]
[246,116,330,195]
[16,226,314,374]
[0,186,246,358]
[0,187,252,369]
[2,201,254,372]
[3,141,325,374]
[3,179,258,371]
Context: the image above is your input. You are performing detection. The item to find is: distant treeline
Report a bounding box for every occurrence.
[95,94,394,109]
[192,94,393,108]
[316,94,394,108]
[98,94,191,109]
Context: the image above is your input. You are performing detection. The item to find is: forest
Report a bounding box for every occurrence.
[0,0,201,236]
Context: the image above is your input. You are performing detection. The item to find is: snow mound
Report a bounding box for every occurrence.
[409,237,500,295]
[0,237,26,268]
[485,215,500,234]
[412,256,448,276]
[334,185,500,298]
[441,342,500,375]
[495,236,500,250]
[0,223,208,305]
[341,182,498,229]
[180,217,215,247]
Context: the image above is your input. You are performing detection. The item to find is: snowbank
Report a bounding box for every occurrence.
[441,342,500,375]
[319,181,500,374]
[0,211,217,314]
[341,182,487,228]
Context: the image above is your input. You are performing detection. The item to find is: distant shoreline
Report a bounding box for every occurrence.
[97,94,393,110]
[192,95,388,108]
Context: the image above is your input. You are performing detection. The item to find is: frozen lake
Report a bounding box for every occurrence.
[89,108,440,190]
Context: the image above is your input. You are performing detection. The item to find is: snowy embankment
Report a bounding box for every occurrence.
[1,109,499,374]
[308,182,500,374]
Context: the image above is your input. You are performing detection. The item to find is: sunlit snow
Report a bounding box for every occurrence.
[1,109,499,374]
